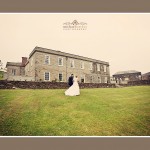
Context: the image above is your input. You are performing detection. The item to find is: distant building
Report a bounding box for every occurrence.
[142,72,150,80]
[6,57,27,76]
[110,76,117,84]
[6,46,110,83]
[113,70,141,84]
[6,57,34,81]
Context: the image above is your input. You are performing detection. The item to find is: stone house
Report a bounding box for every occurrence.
[113,70,141,84]
[142,72,150,80]
[6,46,110,83]
[6,57,34,81]
[6,57,27,76]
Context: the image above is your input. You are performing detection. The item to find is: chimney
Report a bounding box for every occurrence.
[22,57,28,66]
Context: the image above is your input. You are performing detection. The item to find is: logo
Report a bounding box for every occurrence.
[63,20,87,30]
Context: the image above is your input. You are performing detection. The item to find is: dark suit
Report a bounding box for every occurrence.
[68,76,73,87]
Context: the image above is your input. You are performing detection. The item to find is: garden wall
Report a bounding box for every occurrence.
[128,80,150,86]
[0,80,116,89]
[119,80,150,87]
[6,75,35,81]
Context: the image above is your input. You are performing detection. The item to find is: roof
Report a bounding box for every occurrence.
[6,62,22,67]
[142,72,150,76]
[29,46,109,65]
[113,70,141,75]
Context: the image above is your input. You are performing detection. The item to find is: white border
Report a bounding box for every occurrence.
[0,13,150,138]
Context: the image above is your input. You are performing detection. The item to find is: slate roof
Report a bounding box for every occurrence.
[29,46,109,65]
[142,72,150,76]
[113,70,141,75]
[6,62,22,67]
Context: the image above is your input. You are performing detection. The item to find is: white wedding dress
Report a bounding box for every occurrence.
[65,77,80,96]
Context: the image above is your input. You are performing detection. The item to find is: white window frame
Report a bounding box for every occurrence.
[104,65,107,72]
[44,55,50,65]
[80,61,84,69]
[44,72,50,81]
[89,62,93,70]
[70,59,75,68]
[58,73,63,82]
[97,64,100,71]
[12,69,16,75]
[58,57,63,66]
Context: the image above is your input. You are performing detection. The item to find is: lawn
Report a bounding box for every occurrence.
[0,86,150,136]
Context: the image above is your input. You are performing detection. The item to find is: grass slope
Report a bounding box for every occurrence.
[0,86,150,136]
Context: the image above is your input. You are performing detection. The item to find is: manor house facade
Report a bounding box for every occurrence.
[6,46,110,83]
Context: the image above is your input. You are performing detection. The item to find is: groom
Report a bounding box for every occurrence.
[68,74,74,87]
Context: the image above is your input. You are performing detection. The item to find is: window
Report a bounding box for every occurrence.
[44,72,50,81]
[90,76,93,83]
[58,73,63,81]
[45,55,50,65]
[104,65,107,72]
[98,77,101,83]
[101,65,104,71]
[12,69,16,75]
[70,59,75,68]
[106,66,109,73]
[89,62,93,70]
[97,64,100,71]
[80,61,84,69]
[104,77,107,83]
[58,57,63,66]
[81,75,85,83]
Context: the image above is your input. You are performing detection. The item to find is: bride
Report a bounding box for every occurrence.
[65,75,80,96]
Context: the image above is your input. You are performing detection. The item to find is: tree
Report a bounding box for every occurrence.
[0,60,3,69]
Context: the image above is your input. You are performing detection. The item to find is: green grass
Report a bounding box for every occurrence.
[0,86,150,136]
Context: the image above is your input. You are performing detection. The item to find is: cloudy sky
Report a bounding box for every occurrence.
[0,13,150,75]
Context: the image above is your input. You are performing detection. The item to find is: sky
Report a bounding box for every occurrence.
[0,13,150,76]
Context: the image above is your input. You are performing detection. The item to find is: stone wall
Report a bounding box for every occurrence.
[113,72,141,82]
[0,80,116,89]
[31,51,110,83]
[6,75,35,81]
[7,65,22,76]
[25,55,35,78]
[128,80,150,86]
[34,51,67,82]
[1,79,149,89]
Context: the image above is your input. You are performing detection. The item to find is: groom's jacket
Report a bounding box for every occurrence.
[68,76,73,86]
